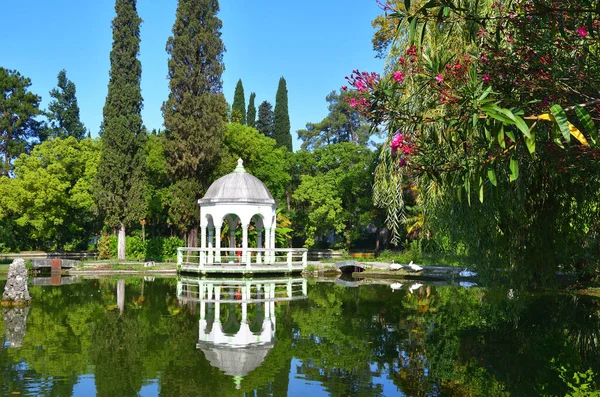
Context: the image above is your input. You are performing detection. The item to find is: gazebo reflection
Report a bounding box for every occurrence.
[177,277,307,389]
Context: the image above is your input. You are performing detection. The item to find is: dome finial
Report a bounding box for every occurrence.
[234,158,246,173]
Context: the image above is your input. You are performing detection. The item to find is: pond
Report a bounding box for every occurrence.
[1,276,598,396]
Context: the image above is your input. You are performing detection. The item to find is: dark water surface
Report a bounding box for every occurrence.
[0,276,598,396]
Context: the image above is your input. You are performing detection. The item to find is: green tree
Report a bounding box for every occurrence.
[256,100,274,138]
[0,67,41,177]
[162,0,228,246]
[231,78,246,124]
[297,90,375,150]
[94,0,147,261]
[41,69,87,141]
[216,123,291,203]
[0,137,100,250]
[274,76,292,151]
[293,143,377,248]
[247,92,256,128]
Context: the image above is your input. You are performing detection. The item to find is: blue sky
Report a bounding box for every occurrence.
[2,0,384,151]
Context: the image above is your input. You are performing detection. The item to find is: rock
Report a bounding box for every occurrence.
[2,258,32,305]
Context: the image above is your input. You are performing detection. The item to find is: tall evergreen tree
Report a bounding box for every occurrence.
[274,76,292,151]
[94,0,147,261]
[256,100,274,138]
[162,0,228,246]
[42,70,87,141]
[247,92,256,128]
[231,79,246,124]
[0,68,41,177]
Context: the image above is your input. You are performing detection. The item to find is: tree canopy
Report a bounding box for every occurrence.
[162,0,228,242]
[256,100,275,138]
[274,76,292,151]
[349,0,600,282]
[0,67,41,177]
[247,92,256,128]
[94,0,147,260]
[231,78,246,124]
[42,69,87,141]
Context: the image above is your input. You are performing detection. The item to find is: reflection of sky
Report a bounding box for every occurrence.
[287,358,406,397]
[72,375,160,397]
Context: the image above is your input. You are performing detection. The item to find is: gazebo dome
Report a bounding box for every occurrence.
[199,159,275,205]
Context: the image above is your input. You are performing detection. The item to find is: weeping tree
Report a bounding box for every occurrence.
[349,0,600,284]
[94,0,147,261]
[162,0,228,246]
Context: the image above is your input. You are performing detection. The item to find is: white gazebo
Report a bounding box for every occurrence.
[177,159,307,274]
[177,276,308,389]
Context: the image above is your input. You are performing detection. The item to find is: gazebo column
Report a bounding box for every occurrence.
[200,226,207,266]
[207,227,214,264]
[242,224,250,266]
[256,229,263,264]
[271,220,277,263]
[215,227,221,263]
[264,228,271,264]
[229,227,236,263]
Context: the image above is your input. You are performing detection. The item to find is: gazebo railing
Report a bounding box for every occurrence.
[177,247,308,272]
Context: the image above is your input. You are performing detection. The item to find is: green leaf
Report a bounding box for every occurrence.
[550,104,571,144]
[408,17,418,44]
[477,86,493,102]
[574,105,598,145]
[509,157,519,182]
[487,168,497,186]
[524,129,536,155]
[496,124,506,149]
[512,115,531,139]
[505,129,516,143]
[552,124,565,148]
[478,175,484,203]
[404,0,411,12]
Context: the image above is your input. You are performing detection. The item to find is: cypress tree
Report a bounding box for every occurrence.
[256,100,274,138]
[247,92,256,128]
[231,79,246,124]
[42,69,87,141]
[162,0,228,246]
[94,0,147,261]
[274,76,292,151]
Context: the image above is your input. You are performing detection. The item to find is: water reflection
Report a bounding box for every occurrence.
[2,306,30,348]
[177,277,308,389]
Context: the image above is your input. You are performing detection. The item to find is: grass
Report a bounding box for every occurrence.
[318,251,472,267]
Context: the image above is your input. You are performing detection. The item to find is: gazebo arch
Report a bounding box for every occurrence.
[177,159,307,274]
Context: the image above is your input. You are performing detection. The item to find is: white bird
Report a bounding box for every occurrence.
[459,281,477,289]
[389,263,403,271]
[408,283,423,293]
[459,268,477,277]
[407,261,423,272]
[390,283,403,291]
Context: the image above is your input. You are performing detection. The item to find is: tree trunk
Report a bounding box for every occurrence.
[118,223,126,261]
[188,225,198,248]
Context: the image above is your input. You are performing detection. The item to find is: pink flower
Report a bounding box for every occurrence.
[398,158,407,167]
[341,85,347,90]
[435,74,443,83]
[350,98,358,107]
[483,74,490,82]
[480,54,488,63]
[393,71,405,83]
[390,133,403,154]
[355,80,366,92]
[577,26,588,37]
